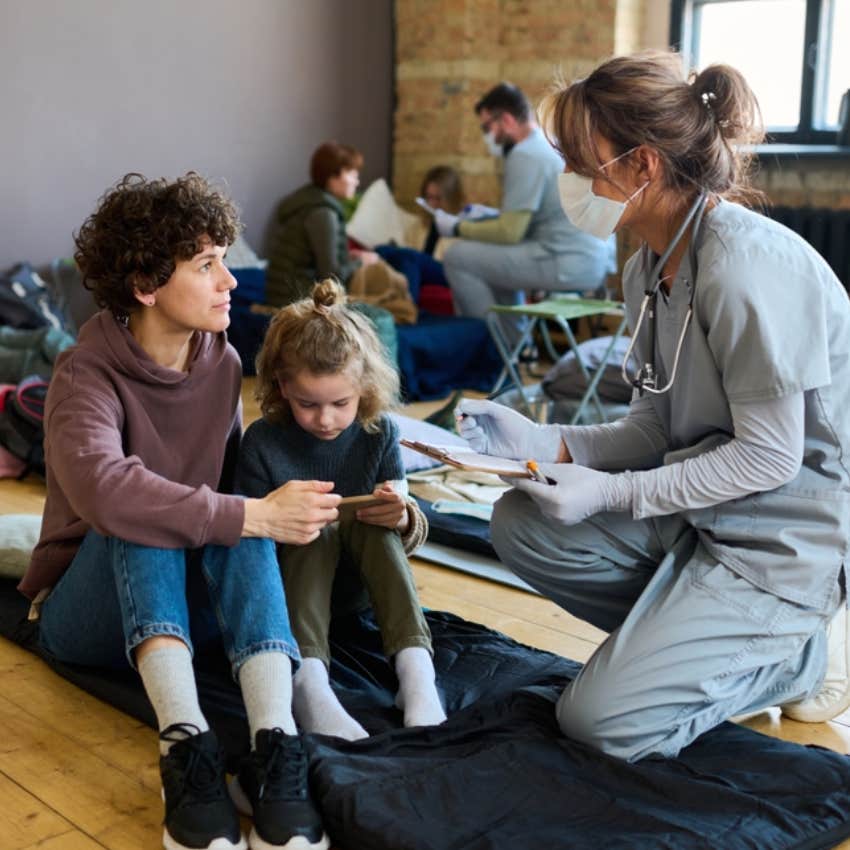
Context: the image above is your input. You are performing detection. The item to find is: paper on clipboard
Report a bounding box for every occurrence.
[399,439,532,478]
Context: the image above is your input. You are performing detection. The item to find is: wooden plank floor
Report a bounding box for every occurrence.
[0,382,848,849]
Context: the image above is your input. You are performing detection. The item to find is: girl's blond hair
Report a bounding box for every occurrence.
[254,278,399,431]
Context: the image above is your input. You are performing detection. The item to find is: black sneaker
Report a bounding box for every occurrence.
[230,728,329,850]
[159,723,246,850]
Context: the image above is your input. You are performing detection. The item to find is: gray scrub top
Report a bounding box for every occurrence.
[621,200,850,612]
[502,128,611,264]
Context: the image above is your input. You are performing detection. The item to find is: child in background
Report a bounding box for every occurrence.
[418,165,466,255]
[236,278,446,740]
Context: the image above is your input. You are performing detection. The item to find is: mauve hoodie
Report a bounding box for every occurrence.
[19,310,245,600]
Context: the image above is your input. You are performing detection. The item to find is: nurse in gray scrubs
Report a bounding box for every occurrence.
[457,50,850,762]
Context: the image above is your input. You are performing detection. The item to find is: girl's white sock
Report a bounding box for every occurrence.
[293,657,368,740]
[394,646,446,728]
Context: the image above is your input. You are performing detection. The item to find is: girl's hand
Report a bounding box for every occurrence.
[355,482,409,532]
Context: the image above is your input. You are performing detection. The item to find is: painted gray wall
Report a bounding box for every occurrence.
[0,0,393,271]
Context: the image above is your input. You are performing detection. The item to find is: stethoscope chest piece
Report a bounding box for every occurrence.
[621,192,708,396]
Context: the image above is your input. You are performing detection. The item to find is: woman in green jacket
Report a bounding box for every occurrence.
[266,141,380,306]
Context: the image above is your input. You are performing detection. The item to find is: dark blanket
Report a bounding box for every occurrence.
[2,578,850,850]
[396,314,502,401]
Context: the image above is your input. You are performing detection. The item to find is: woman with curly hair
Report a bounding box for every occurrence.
[236,278,443,740]
[18,173,332,850]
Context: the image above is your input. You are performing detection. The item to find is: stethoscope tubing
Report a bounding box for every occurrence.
[621,191,710,395]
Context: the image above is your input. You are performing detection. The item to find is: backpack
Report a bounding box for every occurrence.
[0,263,66,330]
[0,375,48,477]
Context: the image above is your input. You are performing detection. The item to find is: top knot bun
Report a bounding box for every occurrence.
[312,277,347,310]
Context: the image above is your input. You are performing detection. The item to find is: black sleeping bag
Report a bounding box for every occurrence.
[2,578,850,850]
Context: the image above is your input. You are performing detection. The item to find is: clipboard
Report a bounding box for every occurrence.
[400,439,533,478]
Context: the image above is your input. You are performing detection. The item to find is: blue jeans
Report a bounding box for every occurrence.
[39,531,300,677]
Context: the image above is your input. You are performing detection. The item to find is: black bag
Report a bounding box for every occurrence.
[0,375,48,476]
[0,263,65,330]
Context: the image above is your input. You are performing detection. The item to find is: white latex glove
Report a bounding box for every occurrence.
[459,203,500,221]
[511,462,633,525]
[434,208,460,238]
[455,398,563,462]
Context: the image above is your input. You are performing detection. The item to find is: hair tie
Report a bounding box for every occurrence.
[701,91,717,113]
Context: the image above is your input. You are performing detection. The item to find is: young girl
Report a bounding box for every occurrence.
[236,279,446,740]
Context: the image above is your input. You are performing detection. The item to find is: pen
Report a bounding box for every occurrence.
[526,460,548,484]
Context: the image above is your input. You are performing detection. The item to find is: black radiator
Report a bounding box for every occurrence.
[765,206,850,291]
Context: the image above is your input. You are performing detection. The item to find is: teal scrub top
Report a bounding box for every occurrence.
[621,200,850,612]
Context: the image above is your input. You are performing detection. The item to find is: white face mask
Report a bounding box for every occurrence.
[483,130,503,158]
[557,150,647,240]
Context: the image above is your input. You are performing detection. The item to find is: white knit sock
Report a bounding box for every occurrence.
[394,646,446,728]
[238,651,297,743]
[138,645,208,755]
[293,657,368,740]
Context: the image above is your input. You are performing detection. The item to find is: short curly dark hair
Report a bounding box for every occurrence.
[74,172,241,317]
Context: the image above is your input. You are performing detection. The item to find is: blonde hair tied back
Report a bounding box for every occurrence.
[540,50,765,206]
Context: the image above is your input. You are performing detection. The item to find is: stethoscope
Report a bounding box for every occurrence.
[621,191,710,396]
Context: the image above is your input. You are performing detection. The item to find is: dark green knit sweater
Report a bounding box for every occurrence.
[235,414,403,500]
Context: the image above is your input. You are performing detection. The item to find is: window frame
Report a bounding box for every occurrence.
[670,0,839,146]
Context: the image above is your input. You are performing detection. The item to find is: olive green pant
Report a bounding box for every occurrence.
[280,517,432,667]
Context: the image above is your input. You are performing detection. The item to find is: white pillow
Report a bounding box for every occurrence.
[346,179,419,250]
[0,514,41,579]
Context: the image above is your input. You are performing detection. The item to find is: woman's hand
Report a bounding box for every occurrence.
[243,480,341,544]
[510,463,632,525]
[351,248,380,267]
[355,482,409,532]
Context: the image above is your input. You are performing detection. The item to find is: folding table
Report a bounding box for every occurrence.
[487,296,628,423]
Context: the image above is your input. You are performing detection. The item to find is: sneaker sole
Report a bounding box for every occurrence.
[781,687,850,723]
[163,828,247,850]
[161,789,248,850]
[247,828,330,850]
[229,779,330,850]
[781,605,850,723]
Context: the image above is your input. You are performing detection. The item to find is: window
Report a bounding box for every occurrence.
[671,0,850,145]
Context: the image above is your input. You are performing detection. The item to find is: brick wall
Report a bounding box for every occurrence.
[393,0,850,285]
[754,159,850,210]
[394,0,618,209]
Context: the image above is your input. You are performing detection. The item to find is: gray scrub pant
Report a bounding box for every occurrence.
[443,240,610,341]
[492,489,837,762]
